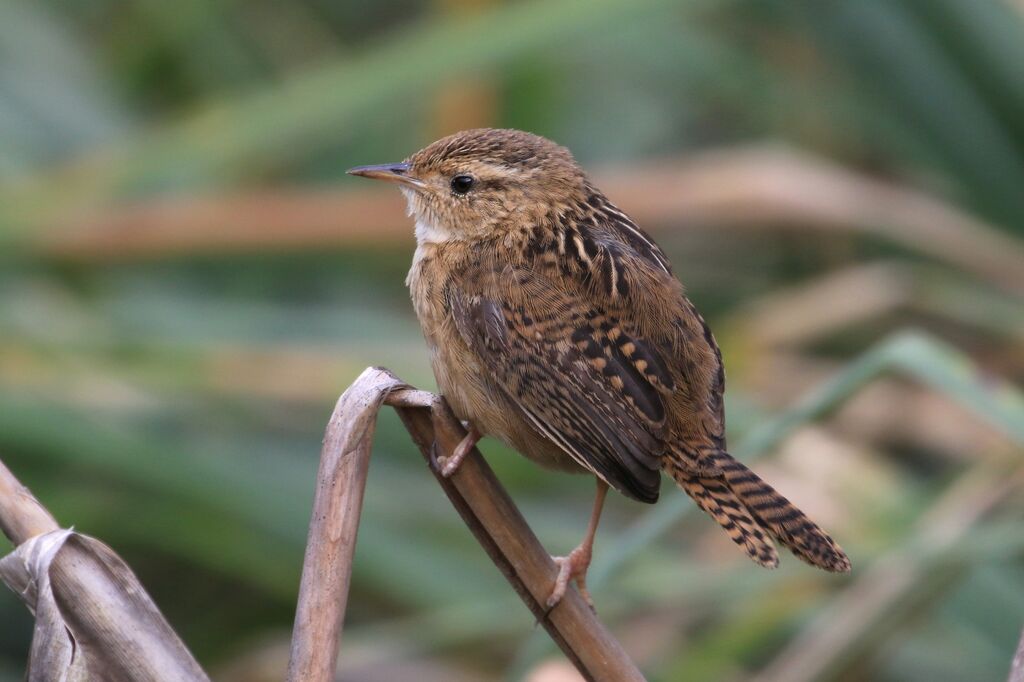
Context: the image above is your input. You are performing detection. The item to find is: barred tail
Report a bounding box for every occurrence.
[718,455,851,573]
[667,463,779,568]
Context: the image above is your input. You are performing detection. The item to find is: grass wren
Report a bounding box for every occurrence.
[349,128,849,609]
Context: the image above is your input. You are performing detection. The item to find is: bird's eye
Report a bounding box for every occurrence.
[450,174,475,195]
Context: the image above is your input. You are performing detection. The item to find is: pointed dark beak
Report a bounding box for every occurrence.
[346,162,424,188]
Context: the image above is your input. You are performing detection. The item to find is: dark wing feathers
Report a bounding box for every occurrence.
[448,273,669,503]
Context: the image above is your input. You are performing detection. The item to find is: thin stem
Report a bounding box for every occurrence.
[286,367,645,682]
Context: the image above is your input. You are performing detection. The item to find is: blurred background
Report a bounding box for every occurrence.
[2,0,1024,680]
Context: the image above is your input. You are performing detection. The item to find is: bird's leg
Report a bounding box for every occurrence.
[547,479,609,611]
[439,424,482,478]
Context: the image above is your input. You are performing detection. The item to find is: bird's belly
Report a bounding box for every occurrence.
[408,248,582,473]
[427,336,584,474]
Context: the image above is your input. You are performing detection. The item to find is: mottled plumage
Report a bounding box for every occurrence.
[349,128,850,607]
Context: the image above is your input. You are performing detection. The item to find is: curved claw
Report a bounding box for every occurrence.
[439,425,482,478]
[543,480,607,616]
[545,545,595,612]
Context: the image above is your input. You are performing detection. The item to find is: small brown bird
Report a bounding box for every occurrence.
[349,128,850,608]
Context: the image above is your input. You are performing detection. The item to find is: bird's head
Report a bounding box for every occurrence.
[348,128,586,245]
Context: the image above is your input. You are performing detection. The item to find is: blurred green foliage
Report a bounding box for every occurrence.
[2,1,1024,680]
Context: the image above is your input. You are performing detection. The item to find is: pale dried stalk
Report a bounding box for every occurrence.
[1008,626,1024,682]
[36,146,1024,293]
[753,461,1024,682]
[286,367,645,682]
[735,262,915,350]
[286,367,408,681]
[0,459,59,544]
[0,459,209,681]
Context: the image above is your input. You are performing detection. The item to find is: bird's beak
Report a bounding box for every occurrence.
[346,162,425,189]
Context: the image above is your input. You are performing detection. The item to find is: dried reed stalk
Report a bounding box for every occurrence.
[754,461,1024,682]
[36,147,1024,294]
[286,366,645,682]
[0,460,59,544]
[0,459,209,681]
[1009,626,1024,682]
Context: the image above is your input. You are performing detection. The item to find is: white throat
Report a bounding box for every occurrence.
[414,216,452,245]
[402,188,455,246]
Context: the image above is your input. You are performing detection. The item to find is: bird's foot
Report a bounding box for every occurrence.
[546,544,595,612]
[438,425,481,478]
